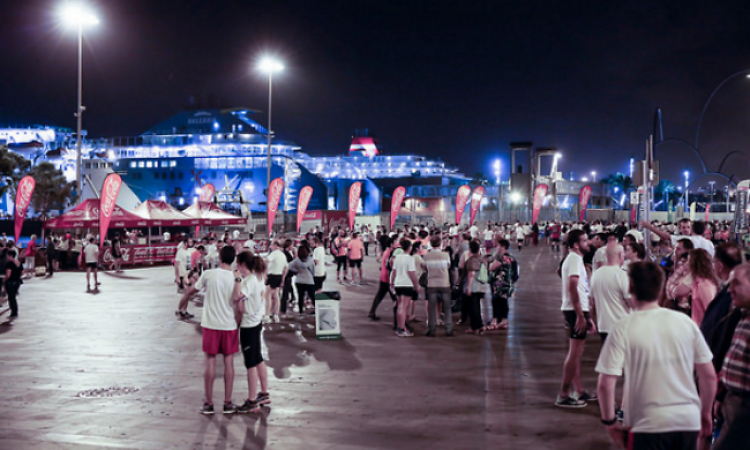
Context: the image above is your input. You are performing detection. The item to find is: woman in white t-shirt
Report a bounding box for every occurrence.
[390,239,419,337]
[234,252,271,413]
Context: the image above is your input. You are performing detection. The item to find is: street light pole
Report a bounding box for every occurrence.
[265,70,273,197]
[75,23,83,203]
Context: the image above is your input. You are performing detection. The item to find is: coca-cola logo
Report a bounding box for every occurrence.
[456,185,471,211]
[579,186,592,207]
[101,175,122,218]
[200,184,215,202]
[268,179,284,214]
[16,177,35,216]
[533,185,548,209]
[470,187,485,210]
[349,182,362,212]
[392,187,405,214]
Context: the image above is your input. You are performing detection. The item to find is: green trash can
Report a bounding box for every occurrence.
[314,291,341,340]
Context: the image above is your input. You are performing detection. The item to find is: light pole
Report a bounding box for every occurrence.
[257,57,284,211]
[493,159,501,223]
[591,171,596,182]
[709,181,715,207]
[684,170,689,210]
[62,4,99,203]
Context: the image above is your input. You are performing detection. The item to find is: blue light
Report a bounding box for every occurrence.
[213,122,220,130]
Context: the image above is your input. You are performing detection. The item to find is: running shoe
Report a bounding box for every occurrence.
[573,391,598,403]
[256,392,271,406]
[262,315,271,324]
[223,402,237,414]
[554,395,587,409]
[395,328,414,337]
[272,314,280,323]
[236,399,261,413]
[199,403,214,415]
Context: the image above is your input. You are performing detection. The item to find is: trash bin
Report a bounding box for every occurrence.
[314,291,341,340]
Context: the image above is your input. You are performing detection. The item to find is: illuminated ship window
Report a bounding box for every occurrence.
[170,161,177,167]
[129,162,136,168]
[146,161,153,168]
[138,161,145,168]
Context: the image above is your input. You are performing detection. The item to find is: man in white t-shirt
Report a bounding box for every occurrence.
[264,241,288,323]
[592,233,616,272]
[590,244,630,344]
[243,233,258,253]
[596,261,716,449]
[312,237,327,293]
[83,237,100,293]
[177,245,240,415]
[468,224,479,240]
[556,229,597,408]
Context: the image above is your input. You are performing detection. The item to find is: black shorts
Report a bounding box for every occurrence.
[335,256,348,271]
[86,262,97,269]
[551,237,560,242]
[395,287,415,298]
[239,324,264,369]
[314,275,326,290]
[349,259,362,268]
[563,310,591,340]
[266,274,283,289]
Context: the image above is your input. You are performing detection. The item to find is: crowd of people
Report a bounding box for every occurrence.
[545,217,749,450]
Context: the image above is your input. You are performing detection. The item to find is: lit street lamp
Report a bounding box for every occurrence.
[684,170,689,210]
[591,171,597,182]
[257,57,284,214]
[493,159,501,185]
[61,3,99,203]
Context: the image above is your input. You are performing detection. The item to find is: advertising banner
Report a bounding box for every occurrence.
[14,175,35,243]
[630,206,637,226]
[101,244,179,266]
[455,185,471,224]
[469,186,485,226]
[348,182,362,230]
[578,185,592,221]
[99,173,123,247]
[199,183,215,203]
[267,178,284,236]
[532,184,548,225]
[297,186,313,233]
[391,186,406,230]
[705,203,711,222]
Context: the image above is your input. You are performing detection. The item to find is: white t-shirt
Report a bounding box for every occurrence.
[195,268,237,331]
[240,274,265,328]
[392,253,416,287]
[596,308,713,433]
[625,229,644,243]
[244,239,257,251]
[590,266,630,333]
[266,249,287,275]
[592,246,608,272]
[233,230,240,239]
[313,246,326,277]
[515,227,525,240]
[561,252,590,312]
[163,231,171,242]
[669,235,715,257]
[483,230,494,241]
[469,225,479,239]
[449,225,458,236]
[83,243,99,263]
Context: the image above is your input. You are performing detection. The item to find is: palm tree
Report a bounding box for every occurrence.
[654,180,677,211]
[601,173,634,209]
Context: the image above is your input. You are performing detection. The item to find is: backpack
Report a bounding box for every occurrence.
[476,261,488,284]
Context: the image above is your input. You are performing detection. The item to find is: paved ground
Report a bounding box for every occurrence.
[0,245,617,450]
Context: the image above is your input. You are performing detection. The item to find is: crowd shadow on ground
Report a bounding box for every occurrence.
[262,317,362,379]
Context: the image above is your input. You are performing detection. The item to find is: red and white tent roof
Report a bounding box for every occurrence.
[181,202,245,225]
[133,200,200,226]
[45,199,149,229]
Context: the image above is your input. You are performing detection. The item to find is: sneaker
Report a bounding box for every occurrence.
[262,315,272,324]
[199,403,214,415]
[555,395,587,409]
[256,392,271,406]
[273,314,280,323]
[367,313,381,321]
[223,402,237,414]
[573,391,598,403]
[236,399,261,413]
[395,328,414,337]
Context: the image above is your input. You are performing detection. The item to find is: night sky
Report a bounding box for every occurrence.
[2,0,750,188]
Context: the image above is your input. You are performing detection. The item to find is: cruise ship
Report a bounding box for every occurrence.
[28,107,469,217]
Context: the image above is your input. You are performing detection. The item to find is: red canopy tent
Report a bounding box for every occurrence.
[182,202,245,226]
[45,199,149,229]
[133,200,200,227]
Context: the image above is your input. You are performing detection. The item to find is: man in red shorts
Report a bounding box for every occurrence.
[178,245,240,414]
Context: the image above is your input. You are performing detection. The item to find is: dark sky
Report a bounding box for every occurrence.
[2,0,750,189]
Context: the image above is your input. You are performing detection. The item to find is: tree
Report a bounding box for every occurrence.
[0,145,31,197]
[600,172,635,209]
[29,162,77,221]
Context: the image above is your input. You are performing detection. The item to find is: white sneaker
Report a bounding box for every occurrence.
[262,315,271,324]
[273,314,280,323]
